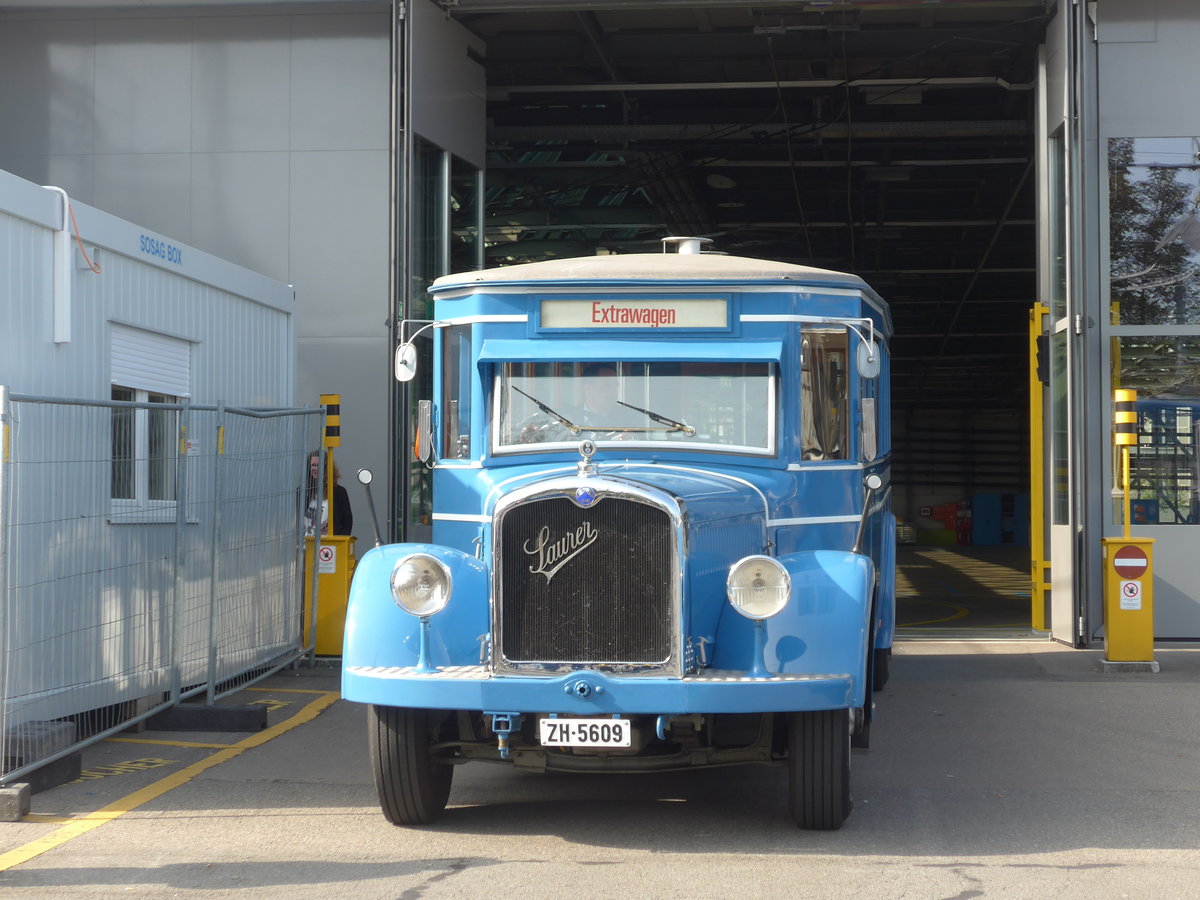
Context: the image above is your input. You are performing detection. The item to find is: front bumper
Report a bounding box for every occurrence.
[342,665,855,714]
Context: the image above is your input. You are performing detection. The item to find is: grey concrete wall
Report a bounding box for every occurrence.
[0,5,391,550]
[1092,0,1200,638]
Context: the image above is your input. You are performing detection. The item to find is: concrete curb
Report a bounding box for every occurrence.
[0,783,31,821]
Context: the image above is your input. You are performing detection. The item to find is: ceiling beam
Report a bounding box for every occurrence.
[490,119,1030,142]
[491,76,1033,98]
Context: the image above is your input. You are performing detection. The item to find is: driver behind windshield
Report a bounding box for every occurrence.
[517,362,639,442]
[579,362,624,422]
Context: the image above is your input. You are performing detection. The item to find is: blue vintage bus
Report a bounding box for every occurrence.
[342,237,895,830]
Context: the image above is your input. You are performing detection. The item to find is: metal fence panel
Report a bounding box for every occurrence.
[0,391,323,783]
[208,408,316,696]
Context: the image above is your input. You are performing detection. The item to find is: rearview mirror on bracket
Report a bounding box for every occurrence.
[395,343,418,382]
[857,340,881,380]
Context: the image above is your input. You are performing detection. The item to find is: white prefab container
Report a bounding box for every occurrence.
[0,168,309,741]
[0,167,295,403]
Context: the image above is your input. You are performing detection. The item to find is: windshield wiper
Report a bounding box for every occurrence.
[512,387,581,435]
[617,400,696,436]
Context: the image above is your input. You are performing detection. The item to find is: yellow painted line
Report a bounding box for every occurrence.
[105,737,233,750]
[0,691,340,873]
[898,601,970,627]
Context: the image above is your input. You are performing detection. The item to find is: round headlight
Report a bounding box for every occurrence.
[726,555,790,620]
[390,554,451,617]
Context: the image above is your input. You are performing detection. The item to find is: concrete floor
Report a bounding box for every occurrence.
[896,545,1034,635]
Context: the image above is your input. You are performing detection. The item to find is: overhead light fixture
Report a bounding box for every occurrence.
[706,174,737,190]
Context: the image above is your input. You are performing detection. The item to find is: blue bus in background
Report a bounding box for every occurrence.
[342,237,895,830]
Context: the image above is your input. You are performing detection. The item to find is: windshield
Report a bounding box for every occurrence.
[494,360,776,454]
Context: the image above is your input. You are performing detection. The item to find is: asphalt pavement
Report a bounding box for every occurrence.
[1,639,1198,899]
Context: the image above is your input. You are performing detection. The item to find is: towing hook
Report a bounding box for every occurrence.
[565,679,604,699]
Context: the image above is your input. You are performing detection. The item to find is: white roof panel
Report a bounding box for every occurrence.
[430,252,871,292]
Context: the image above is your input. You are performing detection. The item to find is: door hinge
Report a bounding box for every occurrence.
[1074,314,1083,335]
[1078,615,1085,639]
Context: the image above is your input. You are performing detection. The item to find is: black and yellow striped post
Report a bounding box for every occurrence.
[321,393,341,449]
[320,393,340,533]
[1114,389,1137,538]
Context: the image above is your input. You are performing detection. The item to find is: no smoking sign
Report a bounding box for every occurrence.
[318,544,337,574]
[1119,579,1141,610]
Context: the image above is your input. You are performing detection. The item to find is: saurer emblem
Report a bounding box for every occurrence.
[523,522,598,583]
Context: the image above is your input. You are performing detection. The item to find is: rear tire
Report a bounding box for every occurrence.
[369,705,453,825]
[787,709,851,830]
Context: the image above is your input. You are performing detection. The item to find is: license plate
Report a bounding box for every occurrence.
[539,717,631,748]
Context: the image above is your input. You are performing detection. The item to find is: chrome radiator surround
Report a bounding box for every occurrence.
[492,476,684,677]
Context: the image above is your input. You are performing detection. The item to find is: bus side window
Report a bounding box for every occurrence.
[441,325,472,459]
[801,328,849,461]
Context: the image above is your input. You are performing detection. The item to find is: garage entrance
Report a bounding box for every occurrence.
[438,0,1047,634]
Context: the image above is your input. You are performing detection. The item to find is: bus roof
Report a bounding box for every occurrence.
[430,252,873,293]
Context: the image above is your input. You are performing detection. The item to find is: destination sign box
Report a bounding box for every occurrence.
[540,298,728,329]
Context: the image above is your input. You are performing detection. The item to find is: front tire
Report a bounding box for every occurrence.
[369,705,453,825]
[787,709,851,830]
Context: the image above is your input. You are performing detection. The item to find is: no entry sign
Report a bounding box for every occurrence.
[1112,545,1148,579]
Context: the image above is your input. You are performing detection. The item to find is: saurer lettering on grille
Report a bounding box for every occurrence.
[523,522,598,583]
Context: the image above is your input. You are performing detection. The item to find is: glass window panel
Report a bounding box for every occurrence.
[1115,336,1200,524]
[1109,137,1200,326]
[450,156,480,274]
[1049,128,1068,321]
[112,386,177,504]
[147,392,177,501]
[440,325,473,459]
[495,360,775,454]
[111,386,134,499]
[1051,331,1070,524]
[801,328,849,461]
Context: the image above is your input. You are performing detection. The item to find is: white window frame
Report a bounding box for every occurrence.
[110,325,191,523]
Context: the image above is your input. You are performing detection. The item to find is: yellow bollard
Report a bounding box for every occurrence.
[304,534,357,656]
[1100,538,1156,670]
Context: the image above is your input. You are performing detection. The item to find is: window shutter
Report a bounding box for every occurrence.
[111,325,191,397]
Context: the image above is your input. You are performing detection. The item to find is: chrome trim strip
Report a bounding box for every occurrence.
[741,301,890,326]
[785,462,864,471]
[432,512,490,523]
[768,515,861,527]
[440,314,528,324]
[345,664,849,684]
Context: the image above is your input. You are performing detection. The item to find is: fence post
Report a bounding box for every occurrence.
[305,444,327,666]
[206,403,226,705]
[0,386,10,758]
[171,398,191,705]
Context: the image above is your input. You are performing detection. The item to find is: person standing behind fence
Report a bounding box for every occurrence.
[306,452,354,536]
